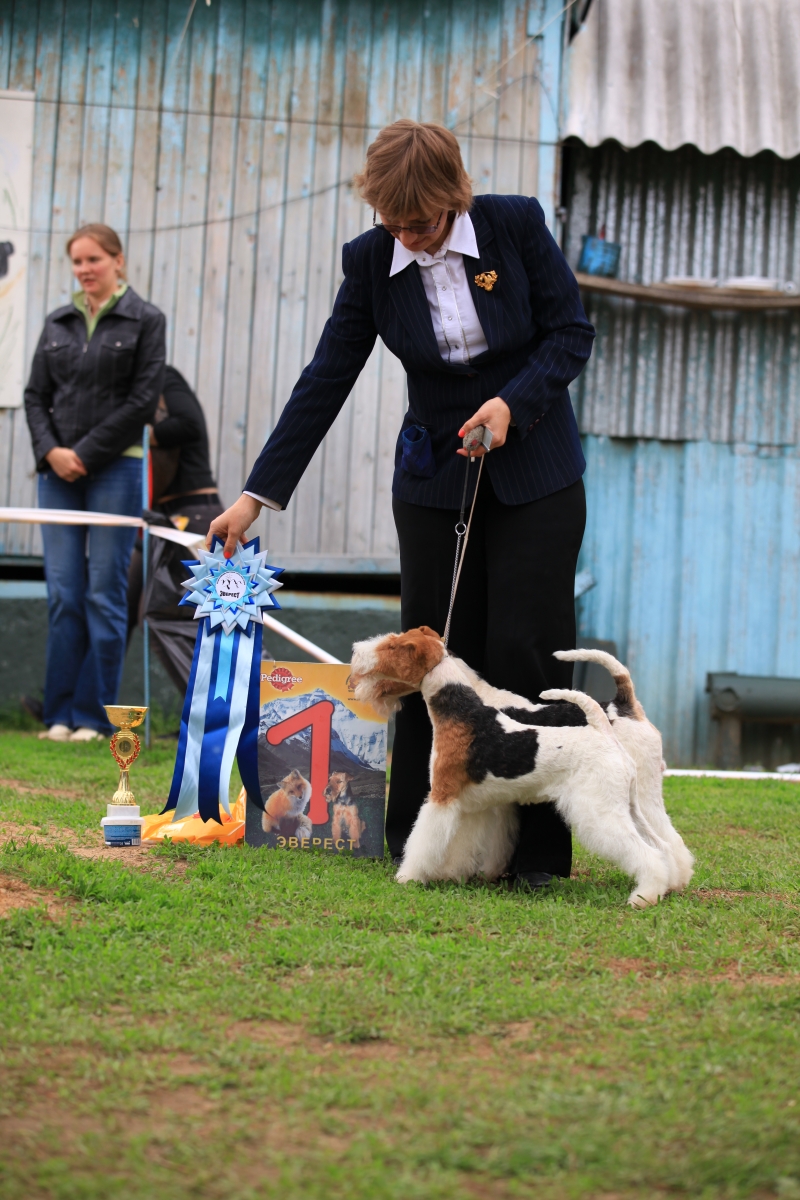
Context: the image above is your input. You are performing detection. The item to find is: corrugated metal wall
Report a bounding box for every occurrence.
[565,140,800,445]
[579,436,800,765]
[0,0,563,569]
[565,140,800,764]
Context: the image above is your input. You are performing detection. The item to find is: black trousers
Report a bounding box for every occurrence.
[387,472,586,875]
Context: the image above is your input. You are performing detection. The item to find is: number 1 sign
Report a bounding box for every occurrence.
[245,662,388,858]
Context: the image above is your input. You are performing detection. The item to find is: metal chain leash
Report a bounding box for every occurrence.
[442,426,490,648]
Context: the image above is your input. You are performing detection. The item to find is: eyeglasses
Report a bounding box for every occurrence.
[373,210,444,236]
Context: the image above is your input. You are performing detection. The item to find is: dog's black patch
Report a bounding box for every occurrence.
[501,701,588,728]
[429,683,539,782]
[336,790,357,807]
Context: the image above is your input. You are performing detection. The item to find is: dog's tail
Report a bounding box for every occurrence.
[540,688,616,737]
[553,649,646,721]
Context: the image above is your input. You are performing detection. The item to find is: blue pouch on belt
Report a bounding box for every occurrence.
[400,425,437,479]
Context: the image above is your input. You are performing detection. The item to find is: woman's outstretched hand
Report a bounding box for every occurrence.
[207,494,263,557]
[457,397,512,457]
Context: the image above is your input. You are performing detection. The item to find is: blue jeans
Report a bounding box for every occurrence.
[39,458,142,732]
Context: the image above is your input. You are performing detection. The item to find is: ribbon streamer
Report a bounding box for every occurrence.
[163,536,283,824]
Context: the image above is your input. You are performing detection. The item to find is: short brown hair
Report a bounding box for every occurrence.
[354,120,472,221]
[66,223,127,280]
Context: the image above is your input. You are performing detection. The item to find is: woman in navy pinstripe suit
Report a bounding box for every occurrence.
[210,121,595,888]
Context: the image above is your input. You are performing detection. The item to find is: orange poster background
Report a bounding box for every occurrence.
[259,661,384,724]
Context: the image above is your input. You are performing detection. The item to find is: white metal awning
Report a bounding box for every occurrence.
[564,0,800,159]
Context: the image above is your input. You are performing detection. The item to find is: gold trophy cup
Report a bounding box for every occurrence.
[104,705,148,807]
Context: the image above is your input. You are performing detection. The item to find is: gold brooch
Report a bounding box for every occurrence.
[474,270,498,292]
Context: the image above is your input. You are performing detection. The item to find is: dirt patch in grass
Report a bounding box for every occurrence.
[0,871,69,919]
[710,969,800,987]
[694,887,765,900]
[0,1047,214,1147]
[503,1020,536,1041]
[0,822,187,871]
[694,887,799,907]
[227,1018,309,1047]
[222,1019,553,1079]
[225,1018,405,1060]
[0,1099,104,1142]
[606,957,658,978]
[605,955,799,988]
[0,777,83,801]
[0,822,43,845]
[1,821,97,852]
[71,840,161,866]
[132,1082,217,1123]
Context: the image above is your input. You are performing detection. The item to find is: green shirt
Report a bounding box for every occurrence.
[72,282,142,459]
[73,280,128,339]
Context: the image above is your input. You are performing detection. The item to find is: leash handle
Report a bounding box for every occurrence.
[443,454,484,648]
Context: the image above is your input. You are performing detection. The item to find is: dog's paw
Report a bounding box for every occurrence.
[628,889,660,908]
[395,865,425,884]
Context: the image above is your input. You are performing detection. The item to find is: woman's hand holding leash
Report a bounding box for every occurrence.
[457,397,511,457]
[207,493,263,556]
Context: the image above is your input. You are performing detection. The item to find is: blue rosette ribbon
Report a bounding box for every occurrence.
[163,535,283,824]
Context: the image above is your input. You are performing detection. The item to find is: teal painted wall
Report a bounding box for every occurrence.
[580,435,800,765]
[566,140,800,765]
[0,0,566,571]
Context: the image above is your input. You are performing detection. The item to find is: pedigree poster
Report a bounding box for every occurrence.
[245,662,387,858]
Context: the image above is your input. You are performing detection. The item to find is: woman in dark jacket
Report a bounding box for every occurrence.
[209,121,595,887]
[127,365,224,695]
[24,223,166,741]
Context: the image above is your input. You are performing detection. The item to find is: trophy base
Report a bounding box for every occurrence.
[101,804,144,847]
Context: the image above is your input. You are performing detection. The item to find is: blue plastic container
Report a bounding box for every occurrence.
[101,804,144,847]
[578,235,622,278]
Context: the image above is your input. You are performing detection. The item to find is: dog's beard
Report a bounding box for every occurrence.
[351,675,416,717]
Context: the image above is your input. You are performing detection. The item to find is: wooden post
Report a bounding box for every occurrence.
[717,714,742,770]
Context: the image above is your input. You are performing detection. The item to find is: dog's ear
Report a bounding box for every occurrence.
[344,772,354,781]
[388,628,446,682]
[288,768,301,780]
[417,625,443,642]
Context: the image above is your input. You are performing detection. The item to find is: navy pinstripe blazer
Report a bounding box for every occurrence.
[245,194,595,509]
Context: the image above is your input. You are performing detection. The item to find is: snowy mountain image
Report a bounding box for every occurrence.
[260,688,386,773]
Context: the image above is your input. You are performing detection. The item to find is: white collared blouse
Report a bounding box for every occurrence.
[389,211,489,366]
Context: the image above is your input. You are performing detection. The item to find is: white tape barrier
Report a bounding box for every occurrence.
[1,506,143,527]
[665,768,800,782]
[0,506,341,665]
[0,506,204,550]
[262,615,342,664]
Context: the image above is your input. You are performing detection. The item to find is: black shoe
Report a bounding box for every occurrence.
[20,695,44,724]
[513,871,554,892]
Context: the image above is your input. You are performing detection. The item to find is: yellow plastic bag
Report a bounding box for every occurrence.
[142,787,246,845]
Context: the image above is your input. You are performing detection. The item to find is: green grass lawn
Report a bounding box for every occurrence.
[0,730,798,1200]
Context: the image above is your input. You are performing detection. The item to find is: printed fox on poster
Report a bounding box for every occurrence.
[245,662,387,857]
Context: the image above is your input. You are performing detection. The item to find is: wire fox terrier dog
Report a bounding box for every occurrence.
[350,627,693,908]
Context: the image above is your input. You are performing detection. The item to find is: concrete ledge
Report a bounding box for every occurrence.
[0,581,47,599]
[0,581,401,612]
[274,554,400,573]
[279,591,399,613]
